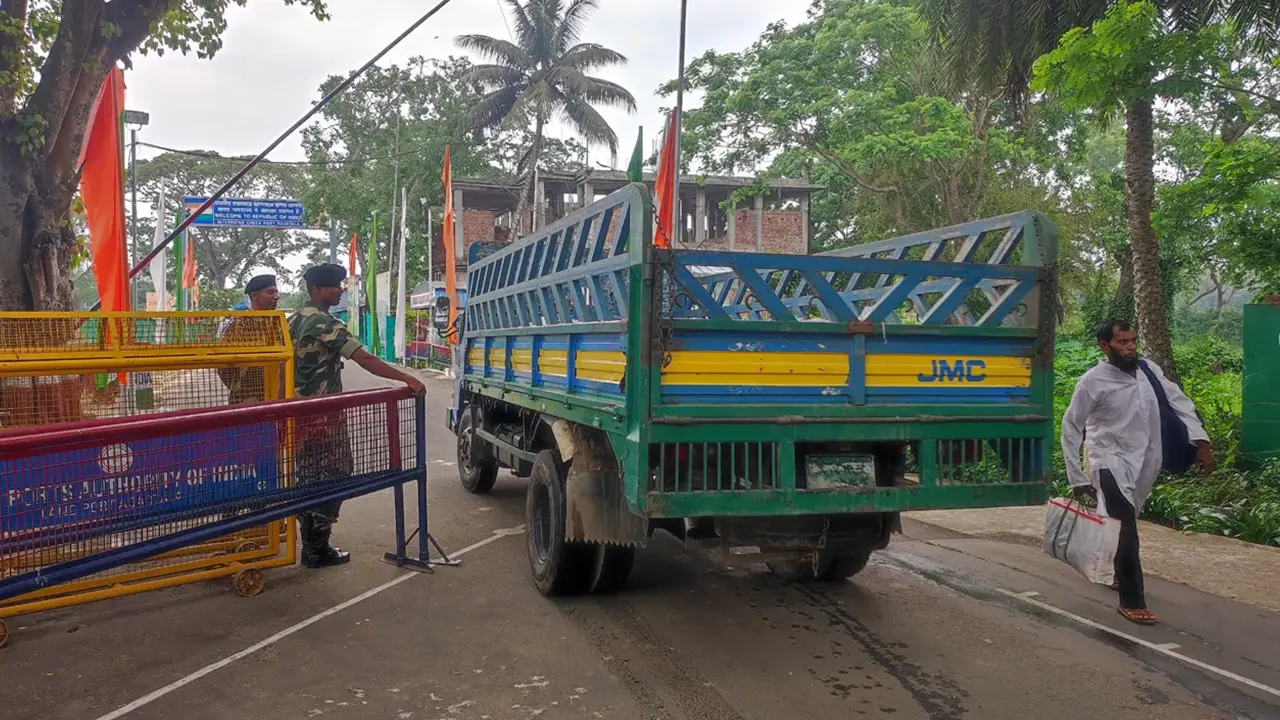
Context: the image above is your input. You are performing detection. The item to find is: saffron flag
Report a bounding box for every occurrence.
[653,111,678,248]
[627,127,644,182]
[80,66,129,311]
[181,233,198,309]
[441,145,459,344]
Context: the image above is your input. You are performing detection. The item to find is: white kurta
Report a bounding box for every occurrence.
[1060,359,1208,511]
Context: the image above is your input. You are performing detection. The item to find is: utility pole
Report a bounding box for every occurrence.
[672,0,689,248]
[327,217,337,263]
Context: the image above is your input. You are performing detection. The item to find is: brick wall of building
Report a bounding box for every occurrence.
[727,209,806,254]
[462,209,497,251]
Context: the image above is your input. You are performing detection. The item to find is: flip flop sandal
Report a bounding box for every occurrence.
[1110,580,1119,591]
[1117,606,1157,625]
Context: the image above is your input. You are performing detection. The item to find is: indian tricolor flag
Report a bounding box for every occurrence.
[183,198,214,225]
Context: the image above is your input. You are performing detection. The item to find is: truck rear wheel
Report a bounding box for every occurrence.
[768,547,873,582]
[588,544,636,593]
[527,450,593,596]
[457,410,498,494]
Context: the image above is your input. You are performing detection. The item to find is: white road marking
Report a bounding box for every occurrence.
[1017,590,1041,598]
[94,525,526,720]
[998,589,1280,700]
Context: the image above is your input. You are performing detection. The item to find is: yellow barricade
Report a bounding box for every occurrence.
[0,311,297,625]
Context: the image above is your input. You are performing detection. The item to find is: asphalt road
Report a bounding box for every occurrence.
[2,369,1279,720]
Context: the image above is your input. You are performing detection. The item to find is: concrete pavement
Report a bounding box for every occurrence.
[909,505,1280,614]
[1,367,1278,719]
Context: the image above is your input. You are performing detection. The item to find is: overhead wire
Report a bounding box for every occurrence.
[97,0,468,309]
[137,141,439,167]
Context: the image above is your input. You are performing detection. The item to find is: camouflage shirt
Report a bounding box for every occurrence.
[288,304,362,397]
[217,317,267,404]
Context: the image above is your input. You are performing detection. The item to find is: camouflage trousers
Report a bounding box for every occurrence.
[295,415,353,533]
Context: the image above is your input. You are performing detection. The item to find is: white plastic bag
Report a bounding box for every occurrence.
[1043,497,1121,585]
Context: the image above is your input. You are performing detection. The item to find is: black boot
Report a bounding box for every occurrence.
[298,514,314,551]
[302,524,351,569]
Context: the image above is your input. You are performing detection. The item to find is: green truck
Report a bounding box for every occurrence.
[448,184,1057,594]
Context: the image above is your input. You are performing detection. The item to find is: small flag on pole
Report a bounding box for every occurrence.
[653,111,678,248]
[627,127,644,182]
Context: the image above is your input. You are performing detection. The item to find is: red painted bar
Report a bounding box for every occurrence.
[0,387,414,460]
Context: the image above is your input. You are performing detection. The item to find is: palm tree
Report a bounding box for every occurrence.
[916,0,1280,378]
[456,0,637,232]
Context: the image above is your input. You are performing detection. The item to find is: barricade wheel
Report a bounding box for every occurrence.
[234,568,265,597]
[0,618,8,648]
[235,541,260,554]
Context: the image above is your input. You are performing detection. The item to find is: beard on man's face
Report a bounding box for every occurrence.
[1106,348,1139,371]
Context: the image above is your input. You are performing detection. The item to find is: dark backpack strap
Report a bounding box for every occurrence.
[1139,360,1198,474]
[1137,360,1172,410]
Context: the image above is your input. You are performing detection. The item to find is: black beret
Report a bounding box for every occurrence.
[245,274,276,294]
[303,263,346,287]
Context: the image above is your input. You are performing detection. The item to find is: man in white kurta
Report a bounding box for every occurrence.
[1061,320,1211,624]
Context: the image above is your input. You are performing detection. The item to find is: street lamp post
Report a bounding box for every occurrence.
[124,109,150,306]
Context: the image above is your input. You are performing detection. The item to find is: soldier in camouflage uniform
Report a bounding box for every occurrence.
[217,274,281,405]
[289,263,425,568]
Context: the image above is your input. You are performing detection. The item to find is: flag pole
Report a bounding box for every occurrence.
[395,185,409,362]
[671,0,689,247]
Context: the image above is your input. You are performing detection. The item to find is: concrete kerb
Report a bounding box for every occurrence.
[905,505,1280,615]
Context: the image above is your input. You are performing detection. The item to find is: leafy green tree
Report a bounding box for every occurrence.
[455,0,636,232]
[302,57,495,285]
[300,56,595,290]
[130,150,310,291]
[666,0,1063,248]
[1032,2,1280,375]
[919,0,1280,377]
[0,0,328,311]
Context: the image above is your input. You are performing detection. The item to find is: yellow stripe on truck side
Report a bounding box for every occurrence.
[660,351,848,387]
[865,354,1030,388]
[657,351,1031,388]
[536,350,626,383]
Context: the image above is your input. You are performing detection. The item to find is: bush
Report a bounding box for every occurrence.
[1143,462,1280,546]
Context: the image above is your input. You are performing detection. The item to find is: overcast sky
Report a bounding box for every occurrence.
[121,0,809,292]
[128,0,808,166]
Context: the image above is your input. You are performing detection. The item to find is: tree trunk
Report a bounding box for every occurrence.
[1124,98,1178,381]
[0,146,78,313]
[1109,246,1135,323]
[514,116,545,237]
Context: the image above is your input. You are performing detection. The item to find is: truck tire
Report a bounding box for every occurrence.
[768,547,873,582]
[588,544,636,593]
[527,450,593,596]
[815,548,873,580]
[457,410,498,494]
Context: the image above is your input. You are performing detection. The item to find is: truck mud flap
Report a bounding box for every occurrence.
[564,425,647,547]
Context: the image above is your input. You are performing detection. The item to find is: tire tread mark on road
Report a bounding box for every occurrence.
[559,603,677,720]
[560,598,747,720]
[792,584,970,720]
